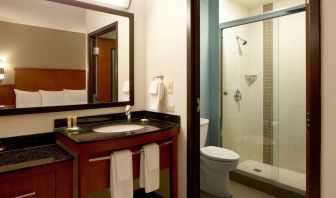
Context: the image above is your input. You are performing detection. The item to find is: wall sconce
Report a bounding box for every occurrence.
[95,0,132,9]
[0,60,6,83]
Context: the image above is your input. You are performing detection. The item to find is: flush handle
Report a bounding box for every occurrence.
[234,89,242,102]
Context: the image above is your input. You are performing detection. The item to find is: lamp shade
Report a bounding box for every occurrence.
[0,68,4,80]
[0,60,6,81]
[0,60,6,68]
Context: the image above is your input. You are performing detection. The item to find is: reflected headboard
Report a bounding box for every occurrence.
[15,68,86,91]
[0,68,86,106]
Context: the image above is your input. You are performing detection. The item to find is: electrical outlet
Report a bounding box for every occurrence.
[166,104,175,113]
[167,81,173,94]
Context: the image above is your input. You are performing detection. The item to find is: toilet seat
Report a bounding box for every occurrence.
[201,146,240,162]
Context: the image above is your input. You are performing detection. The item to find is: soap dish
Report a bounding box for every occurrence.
[67,127,80,131]
[140,118,149,123]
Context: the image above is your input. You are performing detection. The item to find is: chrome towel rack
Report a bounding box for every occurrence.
[89,140,173,162]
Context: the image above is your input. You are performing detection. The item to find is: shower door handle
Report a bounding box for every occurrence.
[234,89,242,102]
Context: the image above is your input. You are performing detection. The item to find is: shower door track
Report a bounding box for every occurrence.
[219,4,306,30]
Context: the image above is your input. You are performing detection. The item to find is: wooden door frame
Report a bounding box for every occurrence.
[306,0,321,197]
[88,22,118,103]
[187,0,200,197]
[186,0,321,197]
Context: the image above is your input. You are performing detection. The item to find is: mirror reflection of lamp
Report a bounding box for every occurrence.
[0,60,6,84]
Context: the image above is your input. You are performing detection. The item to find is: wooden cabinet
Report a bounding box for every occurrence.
[0,161,73,198]
[57,127,179,198]
[0,172,55,198]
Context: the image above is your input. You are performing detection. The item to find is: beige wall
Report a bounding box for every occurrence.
[145,0,187,197]
[0,21,86,84]
[321,0,336,197]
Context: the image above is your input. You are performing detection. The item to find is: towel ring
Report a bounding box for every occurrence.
[152,74,164,80]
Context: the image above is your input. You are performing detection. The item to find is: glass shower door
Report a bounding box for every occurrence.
[221,18,280,182]
[221,11,306,192]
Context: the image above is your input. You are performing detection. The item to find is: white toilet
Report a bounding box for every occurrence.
[200,118,240,197]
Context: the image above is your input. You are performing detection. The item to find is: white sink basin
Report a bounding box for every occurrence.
[93,124,145,133]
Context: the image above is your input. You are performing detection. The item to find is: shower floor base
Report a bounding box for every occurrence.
[237,160,306,191]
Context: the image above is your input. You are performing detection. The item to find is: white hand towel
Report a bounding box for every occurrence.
[123,81,130,93]
[139,143,160,193]
[122,81,130,101]
[149,79,164,111]
[123,93,130,101]
[110,150,133,198]
[149,79,160,94]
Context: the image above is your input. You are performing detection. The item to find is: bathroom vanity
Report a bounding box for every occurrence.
[55,111,180,198]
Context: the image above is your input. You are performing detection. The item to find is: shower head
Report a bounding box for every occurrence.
[236,36,247,45]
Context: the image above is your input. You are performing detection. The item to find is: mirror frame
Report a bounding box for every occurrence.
[0,0,134,116]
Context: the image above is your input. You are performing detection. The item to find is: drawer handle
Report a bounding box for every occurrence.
[14,192,36,198]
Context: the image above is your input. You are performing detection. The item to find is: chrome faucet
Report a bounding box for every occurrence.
[126,105,132,121]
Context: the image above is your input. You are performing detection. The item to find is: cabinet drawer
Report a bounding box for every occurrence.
[0,172,55,198]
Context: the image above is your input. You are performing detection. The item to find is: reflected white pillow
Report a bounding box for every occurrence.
[14,89,42,108]
[64,89,87,105]
[39,90,67,107]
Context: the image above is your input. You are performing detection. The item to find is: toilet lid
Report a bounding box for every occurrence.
[201,146,240,162]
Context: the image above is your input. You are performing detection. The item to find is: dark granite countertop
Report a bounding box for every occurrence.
[56,118,179,143]
[55,111,180,143]
[0,144,73,174]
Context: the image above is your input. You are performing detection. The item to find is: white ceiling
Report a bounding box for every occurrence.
[231,0,281,8]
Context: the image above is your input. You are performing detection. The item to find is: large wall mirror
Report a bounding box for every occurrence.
[0,0,134,115]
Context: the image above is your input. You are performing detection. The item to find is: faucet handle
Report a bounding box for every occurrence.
[126,105,131,112]
[126,105,132,120]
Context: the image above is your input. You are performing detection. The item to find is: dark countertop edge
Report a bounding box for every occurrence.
[0,156,73,175]
[54,110,181,128]
[57,123,180,144]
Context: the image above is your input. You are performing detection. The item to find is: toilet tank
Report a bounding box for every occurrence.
[200,118,209,148]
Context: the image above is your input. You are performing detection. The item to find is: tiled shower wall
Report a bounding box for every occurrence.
[263,4,274,165]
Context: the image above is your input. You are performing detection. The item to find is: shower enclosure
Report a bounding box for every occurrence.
[221,4,306,193]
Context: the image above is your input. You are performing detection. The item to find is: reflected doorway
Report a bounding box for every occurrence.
[88,22,118,103]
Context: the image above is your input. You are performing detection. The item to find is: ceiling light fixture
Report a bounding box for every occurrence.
[85,0,132,9]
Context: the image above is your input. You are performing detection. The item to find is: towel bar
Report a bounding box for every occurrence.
[152,74,164,80]
[89,140,173,162]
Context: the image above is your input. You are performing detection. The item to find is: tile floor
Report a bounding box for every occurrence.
[200,180,275,198]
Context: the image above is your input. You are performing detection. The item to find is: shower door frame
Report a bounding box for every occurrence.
[186,0,321,198]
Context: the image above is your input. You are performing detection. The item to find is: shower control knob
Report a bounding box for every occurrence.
[234,89,242,102]
[223,91,228,96]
